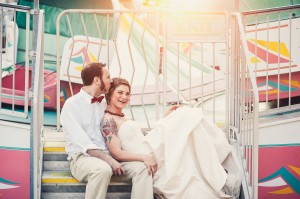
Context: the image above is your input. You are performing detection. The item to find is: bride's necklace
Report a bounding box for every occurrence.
[105,109,125,117]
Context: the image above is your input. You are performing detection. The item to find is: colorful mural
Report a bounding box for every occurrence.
[60,35,115,84]
[245,17,300,102]
[258,146,300,199]
[245,18,300,77]
[256,71,300,101]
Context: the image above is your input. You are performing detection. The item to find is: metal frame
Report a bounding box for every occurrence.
[56,9,160,130]
[231,11,269,199]
[0,3,31,118]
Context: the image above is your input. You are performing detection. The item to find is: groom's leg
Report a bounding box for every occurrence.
[70,154,112,199]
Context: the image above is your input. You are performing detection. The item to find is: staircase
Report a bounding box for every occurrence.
[41,129,132,199]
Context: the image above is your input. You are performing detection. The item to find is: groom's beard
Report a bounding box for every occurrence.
[99,79,107,93]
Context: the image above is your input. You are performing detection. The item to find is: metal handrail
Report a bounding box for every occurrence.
[232,12,259,199]
[242,4,300,15]
[31,9,44,199]
[0,3,30,11]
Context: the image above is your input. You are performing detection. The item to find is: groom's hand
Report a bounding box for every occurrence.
[87,149,125,176]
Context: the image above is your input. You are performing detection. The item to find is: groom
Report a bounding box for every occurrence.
[60,62,154,199]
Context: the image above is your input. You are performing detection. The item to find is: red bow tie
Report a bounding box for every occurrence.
[91,96,104,103]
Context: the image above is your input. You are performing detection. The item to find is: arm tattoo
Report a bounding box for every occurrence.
[102,118,118,143]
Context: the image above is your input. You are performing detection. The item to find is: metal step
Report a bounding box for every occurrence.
[41,192,131,199]
[43,129,246,199]
[43,152,68,161]
[42,132,132,199]
[43,160,70,171]
[42,170,132,192]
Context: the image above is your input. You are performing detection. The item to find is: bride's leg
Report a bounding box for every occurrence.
[201,116,232,162]
[190,123,230,193]
[118,161,154,199]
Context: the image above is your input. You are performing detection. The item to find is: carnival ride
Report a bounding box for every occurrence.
[1,2,300,113]
[1,1,300,199]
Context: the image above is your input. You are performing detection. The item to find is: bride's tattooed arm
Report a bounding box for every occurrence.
[102,118,118,143]
[101,117,157,175]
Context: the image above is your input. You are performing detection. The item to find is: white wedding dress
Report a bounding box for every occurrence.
[117,107,241,199]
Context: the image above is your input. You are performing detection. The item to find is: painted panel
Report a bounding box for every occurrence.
[0,122,30,199]
[258,146,300,199]
[0,149,30,199]
[258,116,300,198]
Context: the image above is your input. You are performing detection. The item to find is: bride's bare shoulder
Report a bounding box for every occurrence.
[102,114,129,130]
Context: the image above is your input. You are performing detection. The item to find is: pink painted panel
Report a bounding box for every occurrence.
[0,149,30,199]
[258,146,300,199]
[247,41,290,64]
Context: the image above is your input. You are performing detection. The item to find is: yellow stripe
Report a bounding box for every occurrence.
[249,39,290,58]
[42,178,79,184]
[250,56,261,63]
[269,187,294,194]
[282,80,300,88]
[43,147,65,152]
[75,66,83,71]
[289,165,300,176]
[259,89,278,95]
[89,51,97,62]
[216,122,225,128]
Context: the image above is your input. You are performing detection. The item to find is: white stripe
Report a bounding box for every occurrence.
[258,177,287,187]
[0,183,19,190]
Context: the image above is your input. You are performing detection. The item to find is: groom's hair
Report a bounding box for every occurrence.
[105,77,131,105]
[81,62,106,86]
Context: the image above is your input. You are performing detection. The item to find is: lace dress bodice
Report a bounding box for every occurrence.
[117,120,149,154]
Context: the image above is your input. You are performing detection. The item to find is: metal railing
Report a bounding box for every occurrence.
[228,5,300,198]
[161,10,229,129]
[56,9,161,130]
[0,3,45,199]
[230,12,259,199]
[242,4,300,116]
[31,9,44,199]
[0,3,30,118]
[55,9,229,131]
[2,4,300,199]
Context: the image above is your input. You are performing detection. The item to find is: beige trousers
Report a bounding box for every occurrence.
[70,154,154,199]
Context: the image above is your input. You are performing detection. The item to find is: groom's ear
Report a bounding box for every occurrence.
[93,76,100,85]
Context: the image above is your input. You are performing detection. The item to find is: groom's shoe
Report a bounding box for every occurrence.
[223,169,234,194]
[221,169,241,198]
[218,170,233,198]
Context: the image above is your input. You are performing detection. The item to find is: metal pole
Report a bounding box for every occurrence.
[30,0,39,199]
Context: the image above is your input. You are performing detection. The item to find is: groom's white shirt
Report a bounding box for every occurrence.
[60,88,108,160]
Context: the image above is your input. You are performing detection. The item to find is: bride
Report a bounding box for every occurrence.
[101,77,242,199]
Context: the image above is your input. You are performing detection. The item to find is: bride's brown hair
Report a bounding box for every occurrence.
[105,77,131,105]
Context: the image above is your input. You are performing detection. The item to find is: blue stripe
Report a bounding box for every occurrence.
[71,56,83,64]
[259,143,300,148]
[258,80,297,91]
[0,146,30,151]
[0,178,17,185]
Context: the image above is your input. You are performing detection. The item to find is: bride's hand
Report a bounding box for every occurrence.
[164,105,181,117]
[143,155,157,177]
[110,159,125,176]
